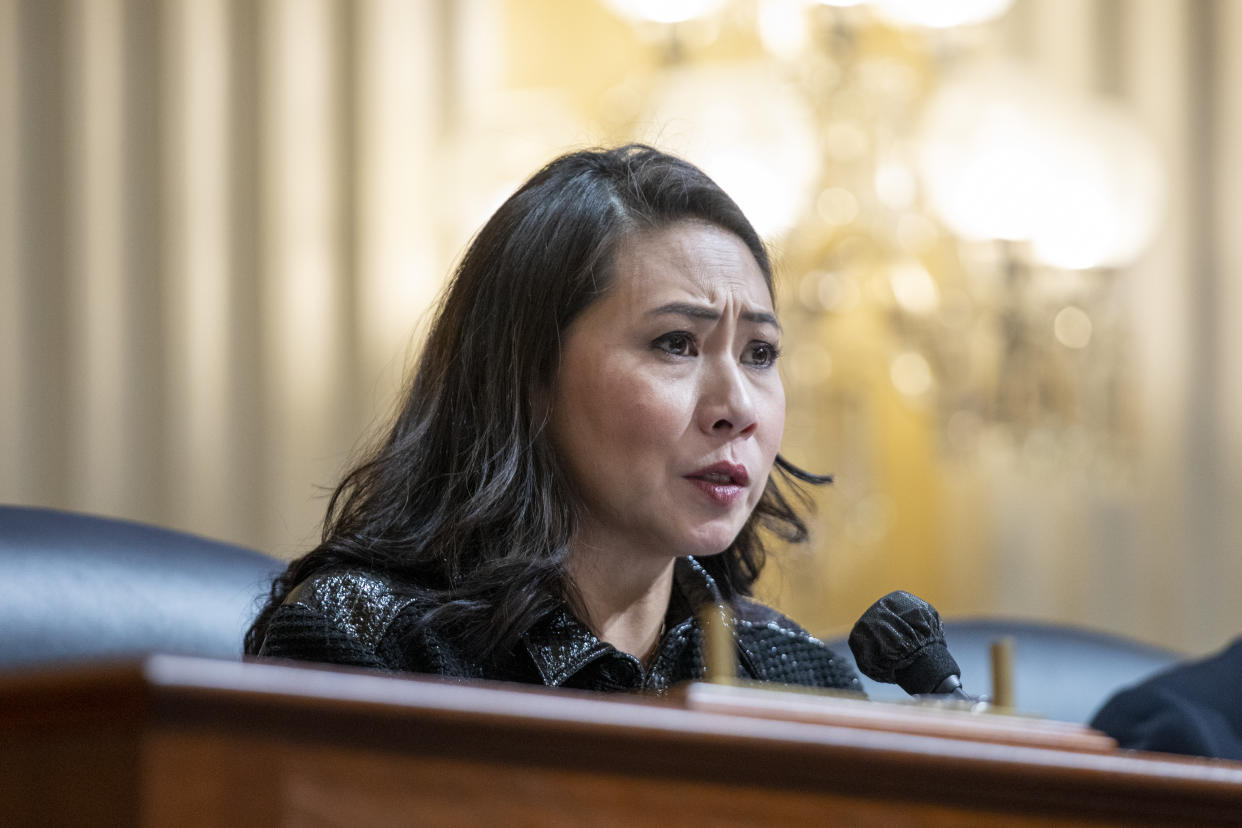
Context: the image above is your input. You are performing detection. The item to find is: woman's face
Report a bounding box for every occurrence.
[549,220,785,562]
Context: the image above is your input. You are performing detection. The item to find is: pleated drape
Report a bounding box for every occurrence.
[2,0,1239,652]
[1,0,453,557]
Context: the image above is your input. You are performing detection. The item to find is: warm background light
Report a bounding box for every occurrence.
[637,62,821,238]
[3,0,1240,656]
[601,0,728,25]
[872,0,1014,29]
[918,60,1164,270]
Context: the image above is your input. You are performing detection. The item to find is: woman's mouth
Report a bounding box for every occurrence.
[685,462,749,505]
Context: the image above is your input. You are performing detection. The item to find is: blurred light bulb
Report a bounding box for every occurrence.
[1053,306,1093,349]
[889,260,940,314]
[825,120,870,161]
[1029,103,1164,269]
[871,0,1014,28]
[817,187,860,226]
[798,270,825,310]
[917,59,1164,269]
[758,0,809,60]
[820,270,860,312]
[874,159,917,210]
[639,62,821,238]
[917,66,1060,241]
[890,351,934,396]
[600,0,727,24]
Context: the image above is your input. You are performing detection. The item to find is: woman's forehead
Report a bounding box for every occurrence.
[609,221,773,310]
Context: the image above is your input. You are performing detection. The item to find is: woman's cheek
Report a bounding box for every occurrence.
[607,383,682,450]
[759,375,786,444]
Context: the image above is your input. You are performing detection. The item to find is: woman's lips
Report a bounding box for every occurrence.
[685,462,749,506]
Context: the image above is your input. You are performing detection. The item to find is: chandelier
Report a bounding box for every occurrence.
[598,0,1164,476]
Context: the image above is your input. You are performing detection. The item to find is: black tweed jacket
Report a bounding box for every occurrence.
[258,556,861,694]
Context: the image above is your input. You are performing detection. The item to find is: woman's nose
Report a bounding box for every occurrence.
[698,360,757,438]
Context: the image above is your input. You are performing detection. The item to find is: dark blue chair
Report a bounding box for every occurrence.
[0,503,1186,727]
[0,505,281,671]
[830,618,1185,724]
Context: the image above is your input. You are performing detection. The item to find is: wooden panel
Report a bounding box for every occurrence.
[3,656,1242,826]
[678,680,1117,752]
[0,726,140,827]
[143,726,1113,828]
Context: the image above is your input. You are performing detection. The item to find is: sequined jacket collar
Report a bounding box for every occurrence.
[260,556,860,695]
[521,556,725,692]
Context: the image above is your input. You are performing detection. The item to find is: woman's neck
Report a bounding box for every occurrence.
[566,539,676,663]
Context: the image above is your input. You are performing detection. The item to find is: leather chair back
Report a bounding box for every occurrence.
[0,505,281,670]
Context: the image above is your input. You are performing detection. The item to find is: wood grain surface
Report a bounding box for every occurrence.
[2,655,1241,826]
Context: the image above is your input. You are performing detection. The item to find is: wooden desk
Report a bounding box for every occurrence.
[2,655,1241,826]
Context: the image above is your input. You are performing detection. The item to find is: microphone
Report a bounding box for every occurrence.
[848,590,980,701]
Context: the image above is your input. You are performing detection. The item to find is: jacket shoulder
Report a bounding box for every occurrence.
[734,597,862,692]
[258,568,420,667]
[1090,640,1242,759]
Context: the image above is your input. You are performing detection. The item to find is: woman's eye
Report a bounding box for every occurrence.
[742,341,780,368]
[653,332,696,357]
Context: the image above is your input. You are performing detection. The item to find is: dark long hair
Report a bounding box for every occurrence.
[245,145,829,661]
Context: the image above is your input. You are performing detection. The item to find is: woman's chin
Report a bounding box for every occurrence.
[677,524,746,558]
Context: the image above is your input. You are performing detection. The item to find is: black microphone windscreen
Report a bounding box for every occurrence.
[848,590,962,695]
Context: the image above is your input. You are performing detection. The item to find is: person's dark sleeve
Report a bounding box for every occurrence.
[1090,640,1242,760]
[734,598,863,692]
[258,602,389,670]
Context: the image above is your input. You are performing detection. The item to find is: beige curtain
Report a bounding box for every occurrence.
[3,0,1239,653]
[987,0,1242,653]
[2,0,452,557]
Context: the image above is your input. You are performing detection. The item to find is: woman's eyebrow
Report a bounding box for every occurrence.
[647,302,782,330]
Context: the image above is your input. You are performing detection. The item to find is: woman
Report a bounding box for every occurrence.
[246,145,859,694]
